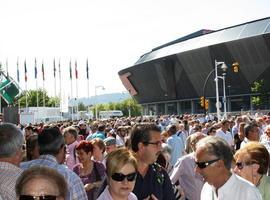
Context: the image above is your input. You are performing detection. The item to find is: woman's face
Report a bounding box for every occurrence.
[92,144,103,159]
[76,149,91,164]
[20,177,64,200]
[108,163,137,199]
[233,153,256,183]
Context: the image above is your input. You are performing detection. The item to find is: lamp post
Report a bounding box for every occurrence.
[95,85,105,120]
[214,60,228,121]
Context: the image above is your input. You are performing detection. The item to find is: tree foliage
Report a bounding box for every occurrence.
[15,89,59,107]
[91,98,142,117]
[251,79,269,109]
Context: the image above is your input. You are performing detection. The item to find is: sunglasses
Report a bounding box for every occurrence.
[19,195,58,200]
[195,158,220,169]
[111,172,137,182]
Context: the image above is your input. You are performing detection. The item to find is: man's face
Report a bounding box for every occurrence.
[248,127,260,141]
[140,131,162,165]
[64,132,75,145]
[222,122,230,131]
[195,146,220,186]
[105,144,117,154]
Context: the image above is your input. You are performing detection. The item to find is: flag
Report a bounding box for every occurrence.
[75,60,78,79]
[69,60,72,80]
[53,58,56,78]
[58,60,61,79]
[34,58,37,79]
[42,61,45,81]
[24,60,27,82]
[17,59,20,83]
[86,59,89,79]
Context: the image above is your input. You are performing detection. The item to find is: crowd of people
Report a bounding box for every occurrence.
[1,112,270,200]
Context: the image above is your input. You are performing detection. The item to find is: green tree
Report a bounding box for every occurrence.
[251,79,269,109]
[90,98,142,117]
[78,102,87,111]
[15,89,59,107]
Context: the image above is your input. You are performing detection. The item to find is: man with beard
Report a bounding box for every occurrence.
[130,123,175,200]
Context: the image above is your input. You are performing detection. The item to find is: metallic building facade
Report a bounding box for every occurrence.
[119,17,270,115]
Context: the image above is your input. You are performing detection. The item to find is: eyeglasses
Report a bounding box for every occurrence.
[111,172,137,182]
[143,141,162,147]
[19,195,58,200]
[195,158,220,169]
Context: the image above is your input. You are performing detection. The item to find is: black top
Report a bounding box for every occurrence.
[133,163,176,200]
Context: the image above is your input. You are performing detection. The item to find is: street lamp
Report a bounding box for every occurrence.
[95,85,105,120]
[215,60,228,121]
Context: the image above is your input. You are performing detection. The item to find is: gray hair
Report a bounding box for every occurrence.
[0,123,24,158]
[196,136,233,170]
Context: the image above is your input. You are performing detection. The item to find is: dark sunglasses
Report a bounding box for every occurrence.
[195,158,220,169]
[111,172,137,182]
[19,195,58,200]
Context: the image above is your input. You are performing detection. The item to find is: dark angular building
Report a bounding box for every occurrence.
[119,17,270,115]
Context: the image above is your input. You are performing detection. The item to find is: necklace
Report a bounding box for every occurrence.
[256,175,263,187]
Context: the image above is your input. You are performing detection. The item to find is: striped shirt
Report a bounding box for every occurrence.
[0,162,23,200]
[21,155,87,200]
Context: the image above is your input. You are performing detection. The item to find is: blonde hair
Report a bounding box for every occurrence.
[234,142,269,174]
[106,147,137,177]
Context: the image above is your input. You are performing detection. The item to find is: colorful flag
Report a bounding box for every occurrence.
[58,60,61,79]
[75,60,78,79]
[24,60,27,82]
[86,59,89,79]
[69,60,72,80]
[53,58,56,78]
[42,61,45,81]
[17,59,20,83]
[34,58,37,79]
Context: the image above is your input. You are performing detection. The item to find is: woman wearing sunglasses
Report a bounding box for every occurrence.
[97,148,138,200]
[16,166,67,200]
[234,142,270,200]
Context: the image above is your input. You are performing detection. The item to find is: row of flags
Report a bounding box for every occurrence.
[14,58,90,84]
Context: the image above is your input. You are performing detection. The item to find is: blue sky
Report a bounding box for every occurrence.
[0,0,269,100]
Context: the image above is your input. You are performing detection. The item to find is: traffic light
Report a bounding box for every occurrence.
[205,99,209,110]
[232,62,239,73]
[200,96,205,107]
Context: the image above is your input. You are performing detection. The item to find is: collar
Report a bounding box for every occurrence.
[39,154,58,163]
[0,161,22,171]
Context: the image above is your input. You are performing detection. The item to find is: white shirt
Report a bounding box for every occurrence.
[216,129,234,146]
[201,173,262,200]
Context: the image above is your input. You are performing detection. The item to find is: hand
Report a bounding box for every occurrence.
[84,183,95,191]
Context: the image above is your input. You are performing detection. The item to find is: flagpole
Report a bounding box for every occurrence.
[6,58,9,78]
[53,58,57,107]
[42,60,45,107]
[75,60,78,120]
[35,58,39,108]
[70,59,73,121]
[86,59,90,113]
[59,59,62,112]
[24,60,28,109]
[17,58,20,114]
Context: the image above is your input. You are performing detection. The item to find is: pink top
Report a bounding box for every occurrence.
[66,140,79,170]
[97,186,138,200]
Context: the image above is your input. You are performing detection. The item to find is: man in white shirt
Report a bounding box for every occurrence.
[216,120,234,148]
[195,136,262,200]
